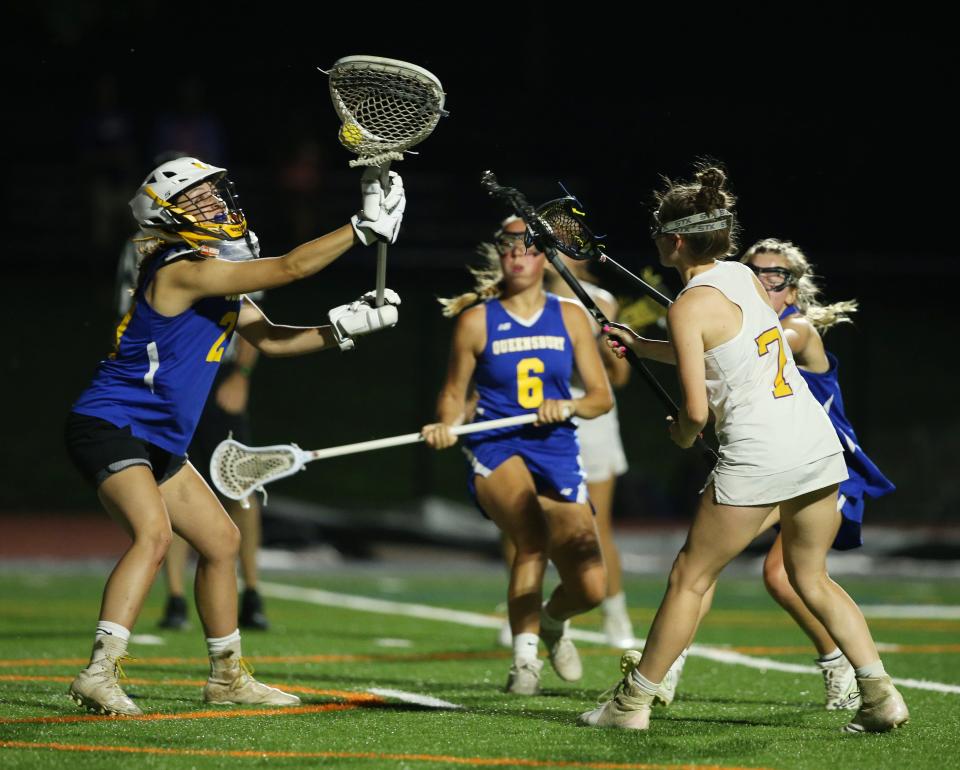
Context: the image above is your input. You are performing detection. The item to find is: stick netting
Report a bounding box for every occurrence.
[212,441,299,500]
[330,61,444,165]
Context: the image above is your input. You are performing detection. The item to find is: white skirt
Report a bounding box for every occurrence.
[705,452,848,507]
[574,408,628,483]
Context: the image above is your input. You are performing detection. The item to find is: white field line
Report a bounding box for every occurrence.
[367,688,463,709]
[260,581,960,695]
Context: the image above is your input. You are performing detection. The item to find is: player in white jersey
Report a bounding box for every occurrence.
[545,256,635,647]
[579,165,907,734]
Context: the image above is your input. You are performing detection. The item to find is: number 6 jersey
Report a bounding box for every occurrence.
[72,247,241,455]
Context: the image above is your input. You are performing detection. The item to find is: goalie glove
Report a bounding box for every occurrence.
[350,168,406,246]
[328,290,401,351]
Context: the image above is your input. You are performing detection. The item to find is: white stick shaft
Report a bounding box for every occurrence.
[375,161,392,307]
[307,413,538,462]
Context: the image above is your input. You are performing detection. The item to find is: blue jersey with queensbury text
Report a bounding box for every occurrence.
[73,247,241,455]
[468,293,575,444]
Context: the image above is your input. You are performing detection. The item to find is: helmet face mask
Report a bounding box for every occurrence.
[130,157,248,248]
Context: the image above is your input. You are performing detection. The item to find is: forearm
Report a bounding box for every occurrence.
[281,224,357,281]
[637,337,677,364]
[245,323,339,357]
[436,391,468,426]
[572,385,613,420]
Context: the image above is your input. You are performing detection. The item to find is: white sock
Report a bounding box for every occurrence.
[602,591,627,616]
[206,629,241,656]
[674,647,689,671]
[91,621,131,663]
[816,647,844,664]
[855,660,886,679]
[513,632,539,664]
[628,668,660,696]
[539,603,566,634]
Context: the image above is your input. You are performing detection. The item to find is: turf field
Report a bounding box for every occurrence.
[0,567,957,769]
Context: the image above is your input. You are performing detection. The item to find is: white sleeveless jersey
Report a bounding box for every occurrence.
[679,261,841,477]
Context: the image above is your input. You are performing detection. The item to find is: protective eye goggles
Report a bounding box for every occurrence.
[650,209,733,239]
[747,264,794,292]
[494,231,543,256]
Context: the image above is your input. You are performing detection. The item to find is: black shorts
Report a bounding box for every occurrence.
[65,412,187,489]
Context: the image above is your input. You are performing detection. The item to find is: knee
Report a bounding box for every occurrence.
[667,551,714,597]
[132,521,173,565]
[763,554,793,603]
[201,520,242,562]
[784,563,828,600]
[578,568,607,609]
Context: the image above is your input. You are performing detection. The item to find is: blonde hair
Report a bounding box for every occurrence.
[438,216,525,318]
[656,163,738,260]
[741,238,858,332]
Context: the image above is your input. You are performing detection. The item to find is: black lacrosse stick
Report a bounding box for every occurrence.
[481,171,717,463]
[535,194,674,309]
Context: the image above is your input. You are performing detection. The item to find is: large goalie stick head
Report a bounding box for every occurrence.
[326,56,448,168]
[209,437,309,503]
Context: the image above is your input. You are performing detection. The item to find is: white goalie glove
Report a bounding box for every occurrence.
[328,288,401,351]
[350,168,406,246]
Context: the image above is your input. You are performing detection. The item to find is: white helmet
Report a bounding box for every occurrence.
[129,157,248,248]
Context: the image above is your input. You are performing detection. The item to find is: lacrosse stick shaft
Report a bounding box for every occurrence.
[601,254,674,308]
[549,252,718,463]
[375,162,392,307]
[307,413,540,462]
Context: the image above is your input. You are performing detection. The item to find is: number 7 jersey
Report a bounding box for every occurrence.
[678,261,842,477]
[72,247,241,455]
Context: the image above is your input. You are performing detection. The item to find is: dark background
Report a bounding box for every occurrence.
[4,9,956,526]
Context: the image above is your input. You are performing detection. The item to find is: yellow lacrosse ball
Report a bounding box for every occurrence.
[339,122,364,149]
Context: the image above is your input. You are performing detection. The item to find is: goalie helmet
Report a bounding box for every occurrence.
[129,157,248,248]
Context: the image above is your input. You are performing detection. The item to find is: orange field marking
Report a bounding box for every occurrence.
[0,740,776,770]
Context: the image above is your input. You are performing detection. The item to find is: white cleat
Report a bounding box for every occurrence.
[203,643,300,706]
[577,650,654,730]
[540,629,582,682]
[817,654,860,710]
[505,658,543,695]
[843,675,909,734]
[68,653,142,716]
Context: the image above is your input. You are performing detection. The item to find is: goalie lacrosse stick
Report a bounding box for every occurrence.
[480,171,717,464]
[325,56,448,307]
[211,412,542,502]
[535,195,674,309]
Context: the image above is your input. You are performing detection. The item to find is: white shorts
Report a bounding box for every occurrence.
[705,452,848,507]
[574,407,628,483]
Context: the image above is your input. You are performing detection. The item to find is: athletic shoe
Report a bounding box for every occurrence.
[239,588,270,631]
[654,650,687,707]
[505,658,543,695]
[602,606,636,649]
[68,637,141,716]
[497,619,512,649]
[817,654,860,710]
[158,595,189,630]
[843,675,909,733]
[203,642,300,706]
[539,613,582,682]
[577,650,653,729]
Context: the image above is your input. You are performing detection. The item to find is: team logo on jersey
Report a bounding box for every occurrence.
[560,488,573,497]
[497,322,512,331]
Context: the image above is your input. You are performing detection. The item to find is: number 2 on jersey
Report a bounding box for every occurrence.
[516,357,544,408]
[755,327,794,398]
[206,311,239,362]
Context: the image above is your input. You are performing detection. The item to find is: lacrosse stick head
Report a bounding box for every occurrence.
[534,196,605,262]
[209,438,306,501]
[327,56,447,168]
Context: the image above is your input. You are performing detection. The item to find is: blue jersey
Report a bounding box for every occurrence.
[73,247,241,455]
[469,293,575,442]
[463,293,585,507]
[780,306,894,549]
